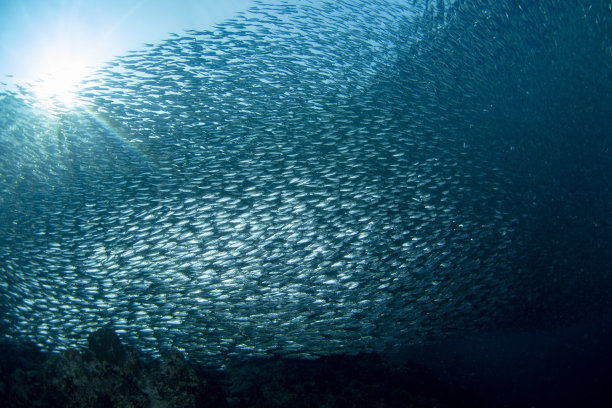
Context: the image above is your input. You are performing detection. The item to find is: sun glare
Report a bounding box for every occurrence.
[30,53,95,110]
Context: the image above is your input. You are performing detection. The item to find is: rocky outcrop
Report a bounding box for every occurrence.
[0,328,479,407]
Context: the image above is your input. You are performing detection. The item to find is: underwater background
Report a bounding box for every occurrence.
[1,0,611,406]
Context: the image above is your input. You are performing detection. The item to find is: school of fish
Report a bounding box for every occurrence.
[1,0,610,366]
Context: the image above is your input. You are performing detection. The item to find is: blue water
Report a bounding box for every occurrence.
[399,309,612,406]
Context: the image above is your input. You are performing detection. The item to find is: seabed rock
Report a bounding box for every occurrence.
[0,328,480,407]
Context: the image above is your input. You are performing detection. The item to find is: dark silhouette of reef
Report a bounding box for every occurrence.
[0,327,480,407]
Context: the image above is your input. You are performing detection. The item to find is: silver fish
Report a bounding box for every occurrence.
[2,0,609,367]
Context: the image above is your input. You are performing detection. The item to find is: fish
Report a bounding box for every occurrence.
[1,0,610,367]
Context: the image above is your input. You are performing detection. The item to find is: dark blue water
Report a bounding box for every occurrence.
[399,309,612,406]
[396,2,612,405]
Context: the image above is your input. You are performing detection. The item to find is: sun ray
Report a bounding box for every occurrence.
[80,106,156,167]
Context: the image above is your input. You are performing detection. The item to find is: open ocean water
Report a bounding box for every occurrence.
[1,0,611,406]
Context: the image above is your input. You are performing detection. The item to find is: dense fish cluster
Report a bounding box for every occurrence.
[1,0,610,366]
